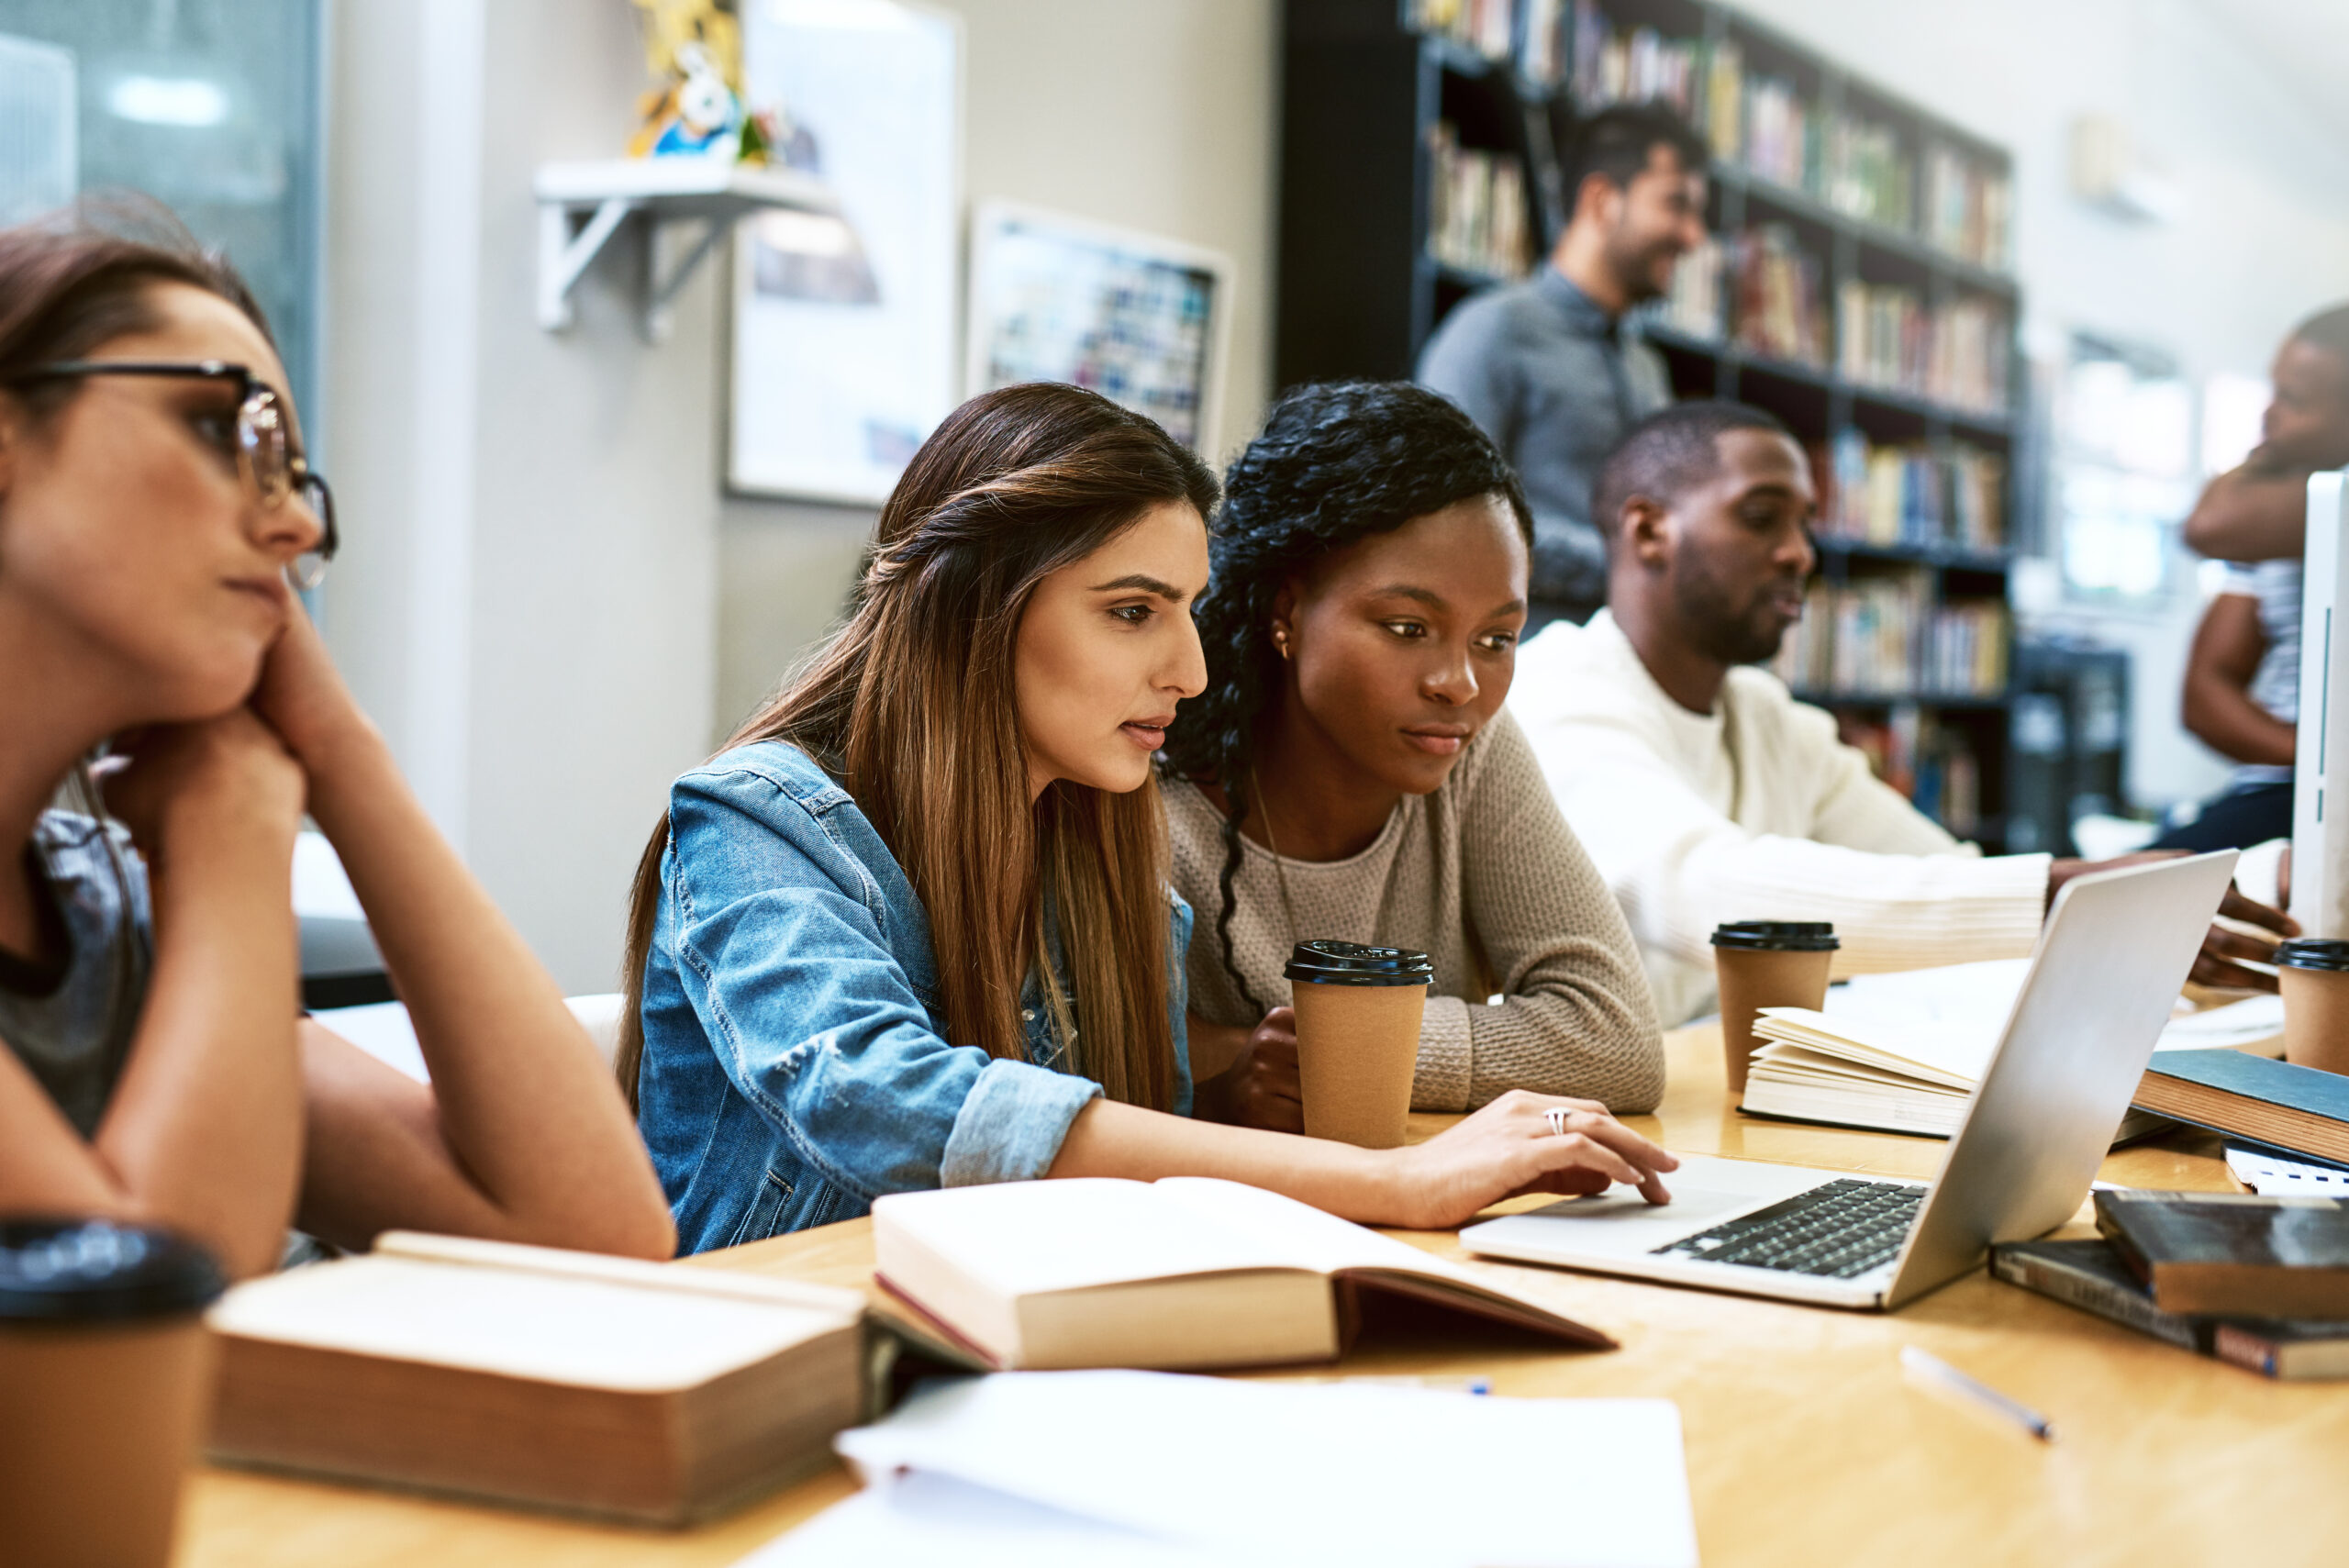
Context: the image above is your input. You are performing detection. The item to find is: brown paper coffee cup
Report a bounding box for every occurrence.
[1292,982,1428,1149]
[0,1221,227,1568]
[1711,922,1839,1096]
[2277,942,2349,1076]
[1286,940,1434,1150]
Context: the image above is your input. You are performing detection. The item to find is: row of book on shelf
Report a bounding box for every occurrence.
[1812,430,2005,553]
[1556,0,2011,269]
[1654,223,2012,415]
[1425,122,1536,281]
[1771,575,2009,701]
[1831,706,1983,839]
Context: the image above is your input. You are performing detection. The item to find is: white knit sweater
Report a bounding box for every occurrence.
[1511,610,2050,1025]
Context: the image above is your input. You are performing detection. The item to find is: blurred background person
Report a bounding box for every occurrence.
[1418,104,1708,634]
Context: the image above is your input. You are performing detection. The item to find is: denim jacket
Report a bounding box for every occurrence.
[635,740,1194,1254]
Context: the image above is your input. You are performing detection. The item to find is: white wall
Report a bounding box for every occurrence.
[323,0,1275,989]
[325,0,719,993]
[1731,0,2349,810]
[712,0,1279,739]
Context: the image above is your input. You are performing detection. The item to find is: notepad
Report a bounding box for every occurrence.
[754,1371,1698,1568]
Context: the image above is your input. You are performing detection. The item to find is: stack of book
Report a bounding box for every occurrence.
[1921,140,2013,270]
[1835,279,1930,395]
[1740,72,1815,191]
[1819,110,1911,230]
[1517,0,1568,85]
[1780,594,2009,706]
[1815,431,2007,552]
[1993,1190,2349,1382]
[1729,224,1828,367]
[1923,599,2009,695]
[1425,122,1532,280]
[1823,708,1984,832]
[1406,0,1516,64]
[1835,283,2011,414]
[1569,0,1704,117]
[1654,234,1724,339]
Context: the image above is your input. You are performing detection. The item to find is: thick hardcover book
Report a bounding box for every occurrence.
[1990,1238,2349,1381]
[870,1177,1614,1372]
[208,1232,867,1524]
[2133,1050,2349,1166]
[2091,1189,2349,1318]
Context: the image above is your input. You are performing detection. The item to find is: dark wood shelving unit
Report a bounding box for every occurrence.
[1277,0,2026,849]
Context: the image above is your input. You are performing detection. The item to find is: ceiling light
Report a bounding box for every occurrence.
[106,74,228,127]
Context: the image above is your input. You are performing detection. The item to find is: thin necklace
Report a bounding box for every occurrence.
[1247,766,1305,951]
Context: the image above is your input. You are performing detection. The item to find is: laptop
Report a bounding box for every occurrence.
[1462,851,2242,1311]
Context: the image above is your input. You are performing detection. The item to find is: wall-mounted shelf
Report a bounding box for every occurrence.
[533,159,839,341]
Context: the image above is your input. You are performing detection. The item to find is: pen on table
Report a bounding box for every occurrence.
[1899,1346,2055,1443]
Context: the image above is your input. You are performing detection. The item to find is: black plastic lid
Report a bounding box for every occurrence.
[1710,920,1840,952]
[0,1219,226,1324]
[1285,940,1434,987]
[2277,939,2349,973]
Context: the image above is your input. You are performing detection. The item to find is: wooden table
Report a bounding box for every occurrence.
[178,1024,2349,1567]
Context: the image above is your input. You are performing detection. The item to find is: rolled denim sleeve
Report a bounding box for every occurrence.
[940,1059,1100,1185]
[666,771,1098,1201]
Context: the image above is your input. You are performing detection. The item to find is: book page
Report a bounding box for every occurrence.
[1149,1178,1523,1293]
[209,1254,852,1393]
[1756,1006,1992,1085]
[872,1180,1301,1299]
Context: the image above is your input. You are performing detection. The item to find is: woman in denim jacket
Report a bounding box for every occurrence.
[619,384,1677,1253]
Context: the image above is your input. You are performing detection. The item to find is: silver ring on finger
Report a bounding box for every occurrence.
[1544,1106,1574,1137]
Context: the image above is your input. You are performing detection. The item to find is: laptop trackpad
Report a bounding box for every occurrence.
[1496,1155,1836,1254]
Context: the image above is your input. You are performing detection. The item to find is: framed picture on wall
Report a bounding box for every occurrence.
[729,0,962,504]
[964,202,1234,452]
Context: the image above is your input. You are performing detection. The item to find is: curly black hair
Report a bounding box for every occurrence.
[1161,381,1534,1017]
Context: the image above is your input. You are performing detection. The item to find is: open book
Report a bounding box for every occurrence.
[1742,965,2282,1140]
[207,1231,866,1524]
[870,1178,1613,1370]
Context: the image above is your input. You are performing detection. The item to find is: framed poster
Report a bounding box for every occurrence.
[965,202,1234,452]
[730,0,961,503]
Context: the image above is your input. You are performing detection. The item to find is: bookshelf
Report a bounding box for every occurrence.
[1278,0,2024,850]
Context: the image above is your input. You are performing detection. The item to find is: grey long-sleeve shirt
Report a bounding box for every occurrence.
[1417,267,1672,621]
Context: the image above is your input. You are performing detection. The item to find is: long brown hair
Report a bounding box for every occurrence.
[617,384,1219,1111]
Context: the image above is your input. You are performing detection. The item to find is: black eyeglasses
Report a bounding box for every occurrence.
[6,359,339,590]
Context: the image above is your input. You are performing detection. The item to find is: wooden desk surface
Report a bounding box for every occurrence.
[179,1025,2349,1568]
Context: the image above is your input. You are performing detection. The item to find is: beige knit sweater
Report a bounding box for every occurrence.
[1163,712,1665,1115]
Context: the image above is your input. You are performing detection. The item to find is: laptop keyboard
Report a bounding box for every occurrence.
[1650,1178,1926,1279]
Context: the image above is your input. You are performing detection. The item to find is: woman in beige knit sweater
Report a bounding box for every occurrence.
[1162,384,1664,1128]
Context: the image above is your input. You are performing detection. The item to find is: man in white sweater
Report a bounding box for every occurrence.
[1511,400,2292,1025]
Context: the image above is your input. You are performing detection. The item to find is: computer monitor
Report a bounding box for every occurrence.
[2292,472,2349,936]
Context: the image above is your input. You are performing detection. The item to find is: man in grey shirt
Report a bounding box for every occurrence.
[1419,104,1709,628]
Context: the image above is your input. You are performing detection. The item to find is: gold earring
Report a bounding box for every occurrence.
[1273,628,1291,659]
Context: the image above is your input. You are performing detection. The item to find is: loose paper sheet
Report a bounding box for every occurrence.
[811,1370,1698,1568]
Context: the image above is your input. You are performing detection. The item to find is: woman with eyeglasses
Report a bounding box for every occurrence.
[0,205,674,1275]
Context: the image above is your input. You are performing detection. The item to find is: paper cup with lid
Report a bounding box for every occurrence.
[2276,938,2349,1076]
[1286,940,1435,1148]
[1711,920,1839,1096]
[0,1218,228,1568]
